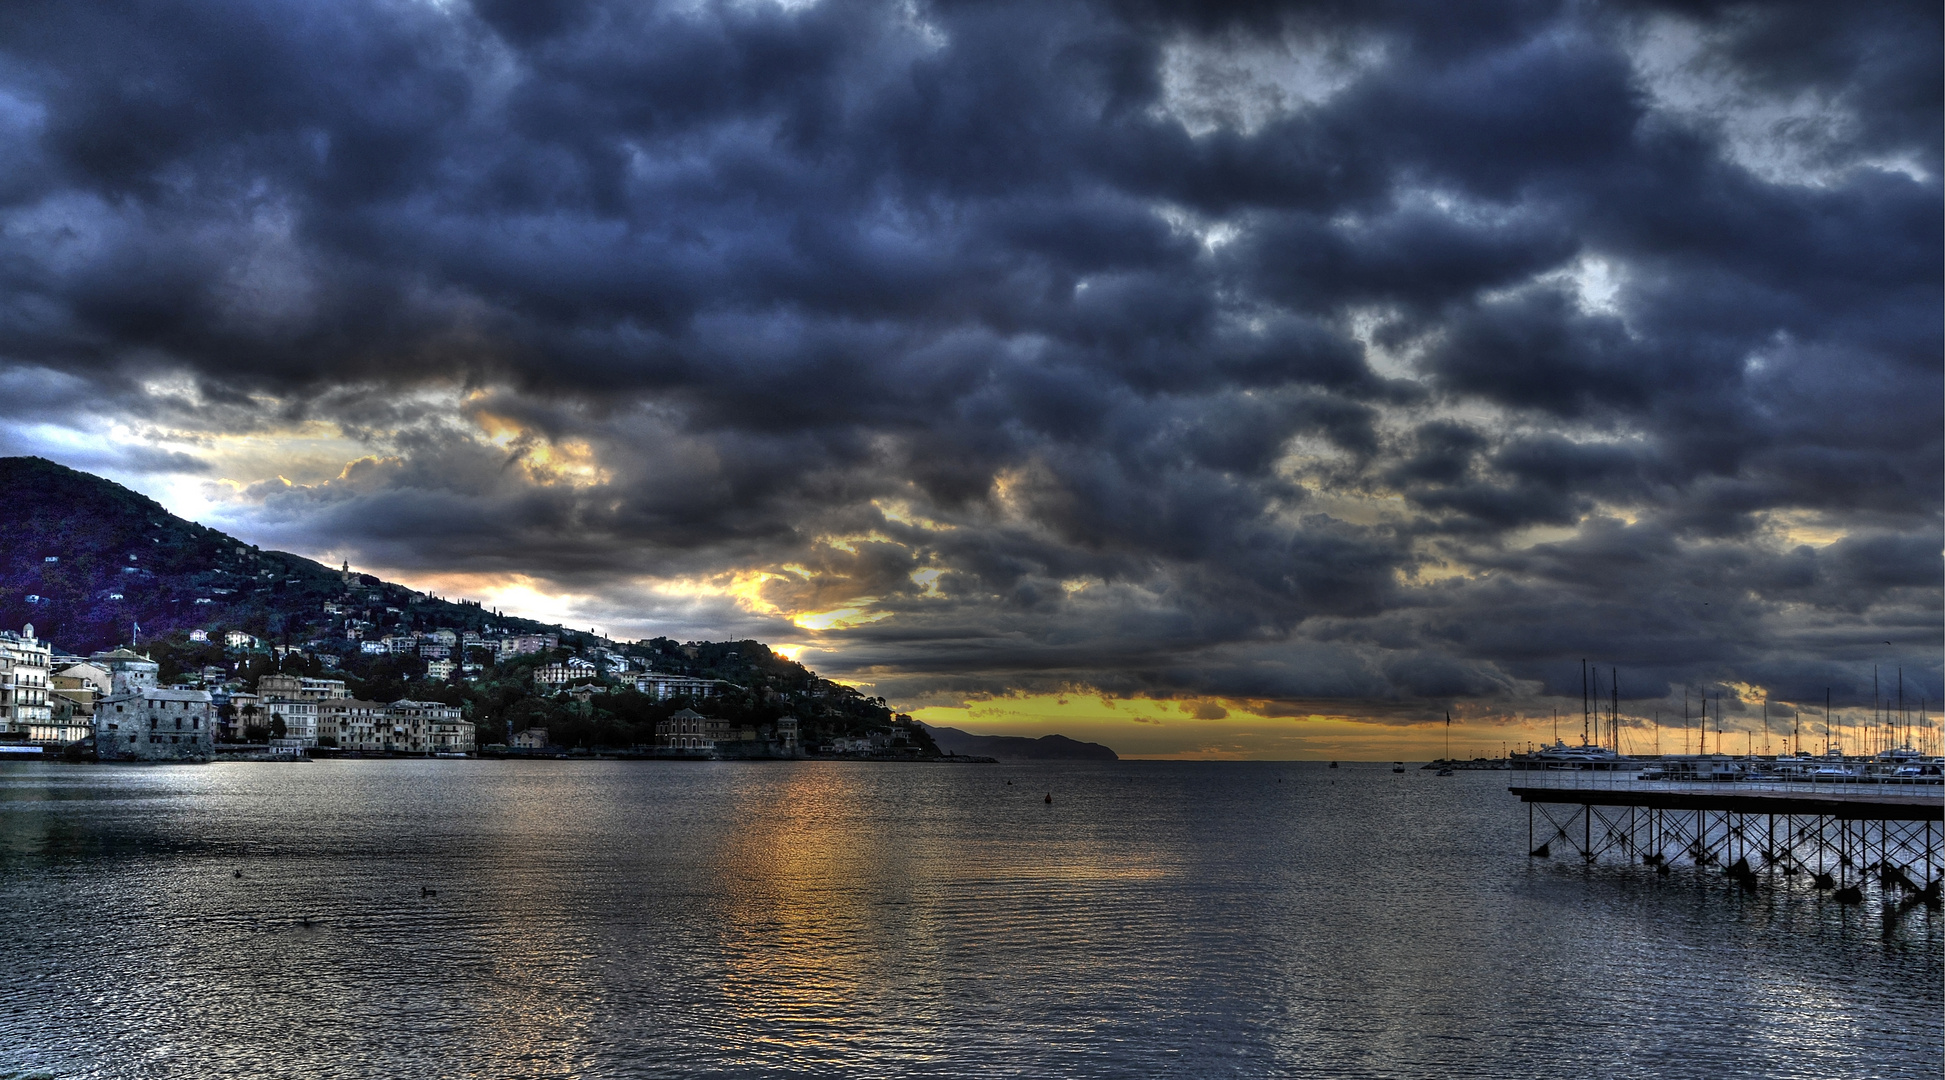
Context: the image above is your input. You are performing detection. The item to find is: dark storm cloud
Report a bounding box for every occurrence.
[0,0,1936,721]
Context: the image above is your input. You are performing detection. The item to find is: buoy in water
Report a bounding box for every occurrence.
[1044,793,1052,804]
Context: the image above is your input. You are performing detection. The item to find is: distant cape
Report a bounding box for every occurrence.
[921,724,1118,761]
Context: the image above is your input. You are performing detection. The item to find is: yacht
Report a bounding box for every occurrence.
[1509,740,1637,772]
[1809,755,1860,782]
[1888,760,1943,784]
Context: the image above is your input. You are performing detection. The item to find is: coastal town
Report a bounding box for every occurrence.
[0,541,952,763]
[0,614,944,763]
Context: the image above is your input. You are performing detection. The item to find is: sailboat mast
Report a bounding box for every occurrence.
[1582,659,1589,748]
[1611,667,1618,755]
[1592,667,1602,750]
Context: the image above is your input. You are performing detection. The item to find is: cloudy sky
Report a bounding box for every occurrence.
[0,0,1936,756]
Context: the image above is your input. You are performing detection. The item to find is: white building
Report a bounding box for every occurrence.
[633,672,727,701]
[0,625,51,737]
[262,698,319,746]
[96,688,215,761]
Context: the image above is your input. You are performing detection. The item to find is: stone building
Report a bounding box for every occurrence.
[96,688,215,762]
[92,648,159,695]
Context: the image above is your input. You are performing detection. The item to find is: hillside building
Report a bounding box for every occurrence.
[632,672,726,701]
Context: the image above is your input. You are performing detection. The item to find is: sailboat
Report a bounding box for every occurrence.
[1436,712,1455,775]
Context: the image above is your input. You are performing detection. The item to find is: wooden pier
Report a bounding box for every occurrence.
[1511,779,1943,906]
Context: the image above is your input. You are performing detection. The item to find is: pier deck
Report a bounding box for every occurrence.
[1510,780,1942,820]
[1508,776,1942,907]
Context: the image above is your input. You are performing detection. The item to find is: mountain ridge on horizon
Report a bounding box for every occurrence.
[922,723,1119,761]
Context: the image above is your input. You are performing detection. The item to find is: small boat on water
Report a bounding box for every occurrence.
[1392,762,1405,773]
[1435,766,1454,777]
[1328,761,1339,769]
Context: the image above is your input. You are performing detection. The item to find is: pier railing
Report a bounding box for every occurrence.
[1513,771,1945,801]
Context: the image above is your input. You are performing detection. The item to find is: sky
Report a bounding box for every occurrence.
[0,0,1937,757]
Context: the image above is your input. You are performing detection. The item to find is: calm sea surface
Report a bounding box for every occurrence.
[0,760,1938,1078]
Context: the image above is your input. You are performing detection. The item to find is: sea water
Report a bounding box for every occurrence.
[0,760,1937,1078]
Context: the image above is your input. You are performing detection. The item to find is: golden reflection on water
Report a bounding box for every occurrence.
[699,763,1183,1065]
[710,765,931,1062]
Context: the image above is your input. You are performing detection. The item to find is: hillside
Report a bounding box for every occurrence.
[923,725,1119,761]
[0,456,560,653]
[0,457,918,750]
